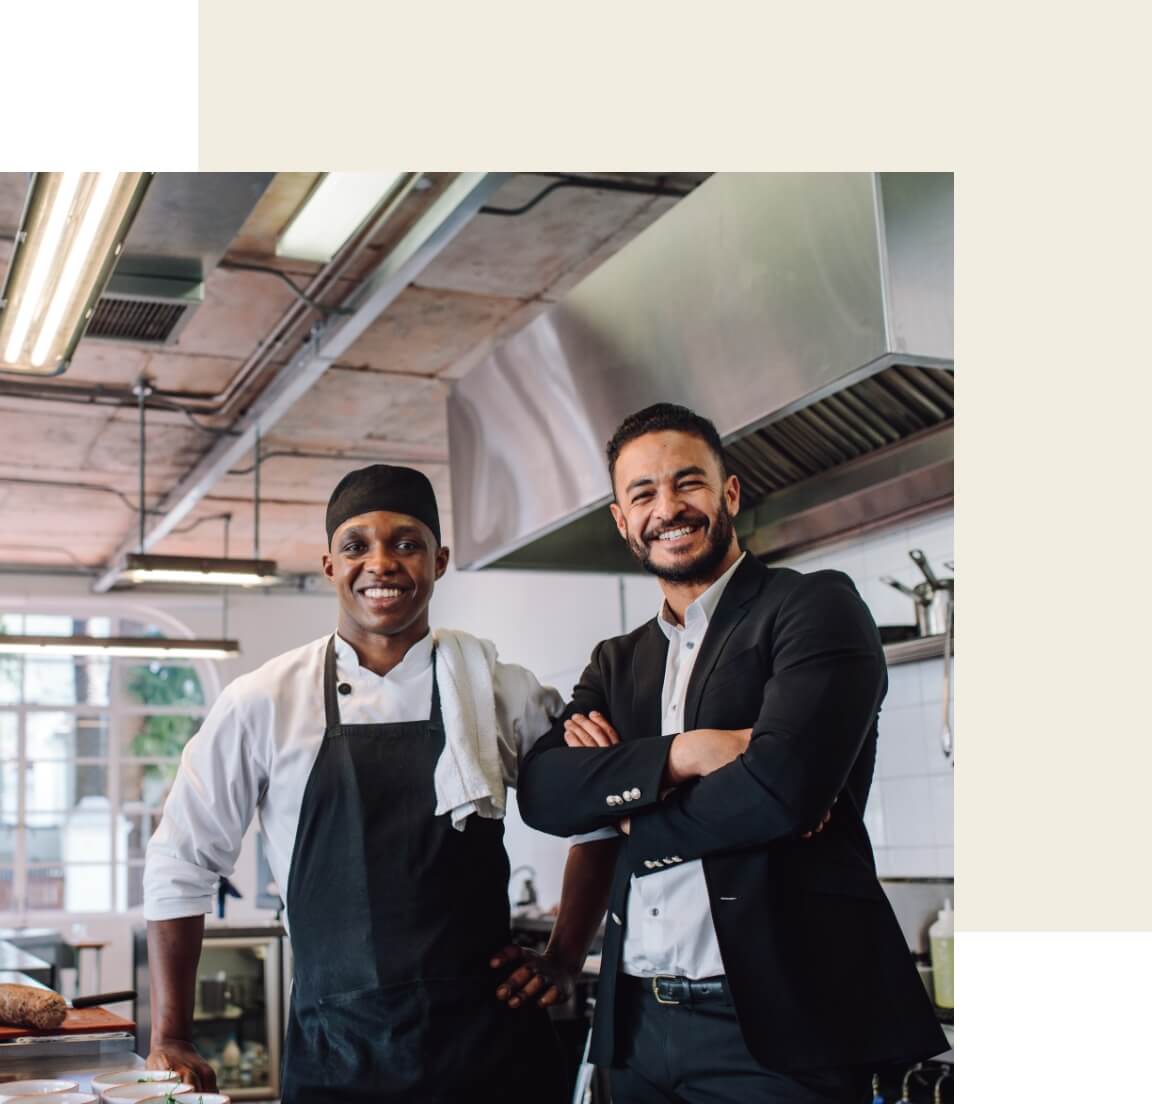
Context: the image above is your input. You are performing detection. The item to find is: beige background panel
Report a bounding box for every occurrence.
[198,0,1150,931]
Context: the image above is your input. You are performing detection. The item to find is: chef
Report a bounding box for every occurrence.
[143,465,604,1103]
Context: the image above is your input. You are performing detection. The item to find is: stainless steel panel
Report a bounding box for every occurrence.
[450,172,954,572]
[878,173,954,360]
[450,173,892,569]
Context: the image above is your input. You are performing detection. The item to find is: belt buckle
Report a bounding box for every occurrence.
[651,974,680,1005]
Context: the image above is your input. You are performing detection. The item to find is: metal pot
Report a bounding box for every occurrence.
[881,550,953,637]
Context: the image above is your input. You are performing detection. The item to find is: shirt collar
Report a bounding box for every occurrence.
[657,551,747,639]
[334,629,435,681]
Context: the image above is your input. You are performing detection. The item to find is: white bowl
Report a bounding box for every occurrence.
[102,1086,193,1104]
[0,1084,79,1103]
[89,1074,180,1097]
[6,1096,96,1104]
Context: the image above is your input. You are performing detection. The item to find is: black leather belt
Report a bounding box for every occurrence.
[625,973,729,1005]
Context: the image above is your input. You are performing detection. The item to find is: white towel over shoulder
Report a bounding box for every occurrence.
[432,628,563,830]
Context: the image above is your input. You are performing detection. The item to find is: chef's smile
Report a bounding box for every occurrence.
[357,583,411,609]
[323,509,449,648]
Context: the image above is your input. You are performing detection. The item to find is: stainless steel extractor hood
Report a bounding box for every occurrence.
[448,172,953,572]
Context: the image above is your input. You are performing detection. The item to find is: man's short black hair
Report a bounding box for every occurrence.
[605,403,728,493]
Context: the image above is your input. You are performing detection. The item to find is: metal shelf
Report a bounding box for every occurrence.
[883,634,953,666]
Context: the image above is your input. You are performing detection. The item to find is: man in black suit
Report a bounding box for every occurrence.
[515,404,946,1103]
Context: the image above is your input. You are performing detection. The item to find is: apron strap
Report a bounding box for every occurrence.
[323,634,340,731]
[429,645,443,728]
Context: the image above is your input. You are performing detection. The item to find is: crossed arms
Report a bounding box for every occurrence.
[517,572,885,873]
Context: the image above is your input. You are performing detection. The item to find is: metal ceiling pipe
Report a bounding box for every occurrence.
[91,173,510,593]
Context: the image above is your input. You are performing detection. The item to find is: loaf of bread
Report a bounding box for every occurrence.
[0,983,68,1029]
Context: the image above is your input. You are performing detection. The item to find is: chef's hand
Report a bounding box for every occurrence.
[800,796,837,840]
[490,944,578,1009]
[147,1038,218,1092]
[563,711,619,747]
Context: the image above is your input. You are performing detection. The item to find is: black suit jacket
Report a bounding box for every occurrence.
[518,554,947,1072]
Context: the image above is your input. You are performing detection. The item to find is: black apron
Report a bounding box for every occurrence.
[280,636,565,1104]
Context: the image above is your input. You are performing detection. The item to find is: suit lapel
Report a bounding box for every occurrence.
[631,622,669,741]
[684,554,765,729]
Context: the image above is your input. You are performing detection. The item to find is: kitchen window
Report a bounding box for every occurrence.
[0,611,214,914]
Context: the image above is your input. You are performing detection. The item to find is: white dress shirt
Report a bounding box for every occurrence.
[143,630,561,924]
[620,551,747,979]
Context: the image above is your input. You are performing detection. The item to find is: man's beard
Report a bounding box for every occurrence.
[627,503,735,584]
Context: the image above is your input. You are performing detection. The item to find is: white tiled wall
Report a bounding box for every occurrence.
[777,508,955,876]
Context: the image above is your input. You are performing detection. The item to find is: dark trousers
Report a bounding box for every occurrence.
[610,979,872,1104]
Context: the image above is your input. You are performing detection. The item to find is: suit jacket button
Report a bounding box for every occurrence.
[630,788,641,800]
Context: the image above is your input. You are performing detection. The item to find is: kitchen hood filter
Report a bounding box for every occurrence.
[726,364,954,500]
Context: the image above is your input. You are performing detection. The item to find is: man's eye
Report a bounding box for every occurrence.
[396,541,420,552]
[342,542,365,553]
[632,491,653,504]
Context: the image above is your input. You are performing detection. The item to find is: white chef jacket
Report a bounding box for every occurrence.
[143,631,562,924]
[590,552,747,979]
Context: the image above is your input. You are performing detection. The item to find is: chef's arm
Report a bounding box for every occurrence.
[493,836,620,1009]
[545,837,621,971]
[517,645,675,837]
[625,572,885,873]
[145,917,217,1091]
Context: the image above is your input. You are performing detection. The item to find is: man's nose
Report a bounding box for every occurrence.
[652,484,684,521]
[364,546,399,573]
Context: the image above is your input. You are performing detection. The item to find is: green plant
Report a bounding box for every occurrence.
[127,663,204,784]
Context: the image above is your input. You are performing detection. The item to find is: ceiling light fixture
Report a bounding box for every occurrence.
[0,172,152,375]
[108,384,280,592]
[0,635,239,659]
[276,172,404,262]
[121,553,280,588]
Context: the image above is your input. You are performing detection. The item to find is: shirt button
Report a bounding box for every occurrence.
[650,908,660,917]
[686,642,695,650]
[672,704,678,711]
[337,683,352,695]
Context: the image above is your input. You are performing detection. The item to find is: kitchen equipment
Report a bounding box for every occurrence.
[928,899,954,1009]
[69,991,136,1010]
[882,549,954,638]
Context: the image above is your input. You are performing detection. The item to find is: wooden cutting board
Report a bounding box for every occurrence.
[0,1005,135,1040]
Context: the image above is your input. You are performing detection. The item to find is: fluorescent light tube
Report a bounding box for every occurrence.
[31,172,121,366]
[0,635,240,659]
[3,173,81,363]
[277,172,403,262]
[0,172,151,375]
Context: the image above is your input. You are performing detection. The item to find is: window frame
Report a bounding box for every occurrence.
[0,604,219,916]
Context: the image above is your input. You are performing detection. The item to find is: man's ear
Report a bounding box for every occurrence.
[609,502,628,540]
[434,544,451,579]
[321,552,335,581]
[724,473,741,517]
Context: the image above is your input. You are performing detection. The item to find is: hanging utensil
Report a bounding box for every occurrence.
[883,550,953,637]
